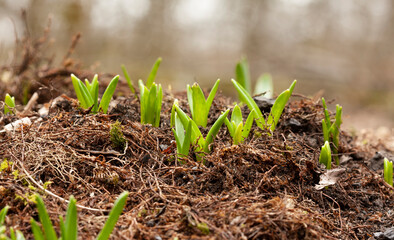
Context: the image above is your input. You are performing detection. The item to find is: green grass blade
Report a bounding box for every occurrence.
[322,119,329,142]
[35,195,57,240]
[182,120,192,156]
[4,94,15,114]
[154,84,162,127]
[121,65,135,94]
[96,191,129,240]
[0,206,9,225]
[319,141,332,170]
[30,219,45,240]
[233,122,243,145]
[84,79,92,93]
[231,79,265,128]
[321,98,331,129]
[71,74,89,108]
[78,80,94,109]
[64,196,77,240]
[99,75,119,114]
[230,105,243,126]
[384,158,393,186]
[205,79,220,111]
[59,216,66,240]
[170,100,179,128]
[139,80,147,123]
[174,112,185,145]
[254,73,273,98]
[224,118,234,137]
[204,109,230,152]
[242,109,255,140]
[190,83,208,127]
[174,105,203,147]
[91,75,99,113]
[146,57,162,89]
[186,85,194,118]
[146,84,157,124]
[235,57,251,94]
[267,80,296,132]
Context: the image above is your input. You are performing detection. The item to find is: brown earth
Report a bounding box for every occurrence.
[0,18,393,240]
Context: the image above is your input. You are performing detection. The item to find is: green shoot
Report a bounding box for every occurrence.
[139,80,162,127]
[110,121,127,150]
[96,191,129,240]
[254,73,273,98]
[319,141,332,170]
[187,79,220,127]
[321,98,342,165]
[0,206,8,226]
[224,105,255,145]
[146,57,162,89]
[235,57,251,94]
[30,192,128,240]
[4,94,15,115]
[172,112,192,157]
[121,65,135,94]
[174,103,229,154]
[231,79,296,133]
[1,206,26,240]
[384,157,393,186]
[33,194,57,240]
[71,74,119,114]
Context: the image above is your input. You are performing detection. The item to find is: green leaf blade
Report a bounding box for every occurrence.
[121,65,135,94]
[204,109,230,152]
[64,196,77,240]
[146,57,162,89]
[97,191,129,240]
[99,75,119,114]
[35,195,57,240]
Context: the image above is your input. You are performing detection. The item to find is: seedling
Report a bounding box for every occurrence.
[224,105,255,145]
[71,74,119,114]
[384,157,393,186]
[139,80,162,127]
[235,57,273,98]
[31,192,129,240]
[121,57,162,92]
[319,141,332,170]
[121,65,135,94]
[172,112,192,157]
[235,57,252,94]
[173,102,229,155]
[4,94,15,115]
[187,79,220,127]
[232,79,296,133]
[321,98,342,165]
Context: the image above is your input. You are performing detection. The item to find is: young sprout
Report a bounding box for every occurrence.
[71,74,119,114]
[383,157,393,186]
[139,80,162,127]
[121,57,162,94]
[172,112,192,157]
[146,57,162,89]
[121,64,135,94]
[231,79,296,133]
[321,98,342,165]
[224,105,255,145]
[31,192,129,240]
[173,102,229,155]
[4,93,15,115]
[235,57,252,94]
[319,141,332,170]
[187,79,220,127]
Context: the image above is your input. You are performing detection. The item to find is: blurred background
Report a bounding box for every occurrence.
[0,0,393,130]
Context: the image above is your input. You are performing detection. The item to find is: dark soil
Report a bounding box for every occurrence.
[0,17,393,240]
